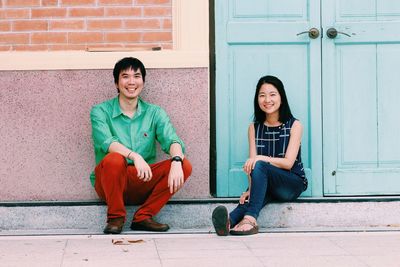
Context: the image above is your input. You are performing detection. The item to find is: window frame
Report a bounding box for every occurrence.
[0,0,209,70]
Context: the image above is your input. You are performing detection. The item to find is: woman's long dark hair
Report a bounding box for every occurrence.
[253,75,293,123]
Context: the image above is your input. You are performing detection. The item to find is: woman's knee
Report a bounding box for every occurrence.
[250,161,270,179]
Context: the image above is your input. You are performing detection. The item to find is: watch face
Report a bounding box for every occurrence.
[172,156,183,162]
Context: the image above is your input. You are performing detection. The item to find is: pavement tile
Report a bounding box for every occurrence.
[326,232,400,256]
[259,255,368,267]
[0,239,65,266]
[243,235,349,256]
[356,255,400,267]
[155,236,247,251]
[158,248,253,259]
[161,257,264,267]
[61,237,159,265]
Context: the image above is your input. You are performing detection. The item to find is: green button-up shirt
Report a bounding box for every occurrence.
[89,96,185,186]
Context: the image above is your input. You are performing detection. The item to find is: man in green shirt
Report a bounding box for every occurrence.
[90,57,192,234]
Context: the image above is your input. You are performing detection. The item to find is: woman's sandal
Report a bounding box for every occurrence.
[229,218,259,236]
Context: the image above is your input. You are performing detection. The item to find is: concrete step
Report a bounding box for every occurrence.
[2,197,400,236]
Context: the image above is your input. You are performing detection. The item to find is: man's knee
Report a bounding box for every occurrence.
[101,152,126,171]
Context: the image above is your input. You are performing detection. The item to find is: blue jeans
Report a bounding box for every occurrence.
[229,161,305,227]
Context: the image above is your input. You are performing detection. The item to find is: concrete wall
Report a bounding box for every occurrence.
[0,67,210,201]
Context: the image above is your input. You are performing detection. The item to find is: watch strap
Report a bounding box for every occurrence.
[171,156,183,163]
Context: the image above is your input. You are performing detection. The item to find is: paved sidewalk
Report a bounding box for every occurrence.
[1,231,400,267]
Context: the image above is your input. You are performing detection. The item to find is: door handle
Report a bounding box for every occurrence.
[326,28,351,39]
[296,28,320,39]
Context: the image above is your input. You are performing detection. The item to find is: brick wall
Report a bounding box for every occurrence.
[0,0,172,51]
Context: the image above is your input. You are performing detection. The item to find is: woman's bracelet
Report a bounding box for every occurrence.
[127,151,133,159]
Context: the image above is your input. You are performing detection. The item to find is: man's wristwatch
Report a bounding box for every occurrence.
[171,156,183,163]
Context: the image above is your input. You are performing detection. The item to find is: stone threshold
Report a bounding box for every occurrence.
[1,195,400,207]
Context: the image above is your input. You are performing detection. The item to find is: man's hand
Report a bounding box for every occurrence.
[168,161,184,194]
[132,153,152,182]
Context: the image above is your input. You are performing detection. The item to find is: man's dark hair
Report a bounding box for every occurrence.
[253,75,293,124]
[113,57,147,87]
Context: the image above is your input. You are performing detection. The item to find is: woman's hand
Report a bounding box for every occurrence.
[243,156,265,174]
[239,191,250,204]
[243,158,256,174]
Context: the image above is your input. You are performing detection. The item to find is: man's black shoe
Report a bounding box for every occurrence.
[130,218,170,232]
[103,217,124,234]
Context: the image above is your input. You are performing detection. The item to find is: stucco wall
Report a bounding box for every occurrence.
[0,67,210,201]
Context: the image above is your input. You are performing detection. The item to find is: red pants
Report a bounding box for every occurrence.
[94,152,192,223]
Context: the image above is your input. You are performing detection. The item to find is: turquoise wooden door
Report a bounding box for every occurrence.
[322,1,400,195]
[215,0,400,197]
[215,0,322,196]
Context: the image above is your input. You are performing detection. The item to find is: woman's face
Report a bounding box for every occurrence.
[258,83,281,117]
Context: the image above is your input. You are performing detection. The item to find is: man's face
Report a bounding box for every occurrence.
[117,67,144,100]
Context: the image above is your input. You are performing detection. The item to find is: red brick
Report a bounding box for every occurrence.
[105,32,141,42]
[143,7,171,16]
[32,8,67,18]
[87,43,124,48]
[0,22,11,31]
[86,43,124,50]
[98,0,131,5]
[14,44,48,51]
[0,46,12,51]
[142,31,171,42]
[49,44,87,50]
[87,19,122,30]
[68,32,103,43]
[42,0,58,6]
[0,33,29,44]
[162,18,171,29]
[136,0,170,5]
[162,43,172,49]
[61,0,95,6]
[0,9,30,19]
[69,7,104,17]
[6,0,40,7]
[49,20,84,30]
[124,43,158,49]
[13,20,48,31]
[105,7,141,17]
[31,32,67,44]
[124,19,160,29]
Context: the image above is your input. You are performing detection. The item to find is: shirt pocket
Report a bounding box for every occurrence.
[138,128,156,148]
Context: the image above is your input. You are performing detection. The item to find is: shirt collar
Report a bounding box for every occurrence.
[111,96,145,119]
[135,98,144,118]
[112,96,123,118]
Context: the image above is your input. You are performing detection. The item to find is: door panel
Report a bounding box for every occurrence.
[322,0,400,195]
[215,0,320,196]
[338,45,377,166]
[378,46,400,163]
